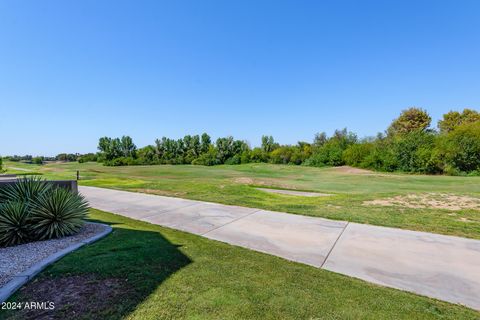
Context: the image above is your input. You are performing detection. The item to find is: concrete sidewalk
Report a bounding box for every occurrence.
[80,186,480,310]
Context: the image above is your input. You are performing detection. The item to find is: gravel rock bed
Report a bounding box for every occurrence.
[0,223,108,287]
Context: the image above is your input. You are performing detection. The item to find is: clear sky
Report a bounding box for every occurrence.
[1,0,479,156]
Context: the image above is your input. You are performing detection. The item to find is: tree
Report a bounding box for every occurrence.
[200,133,212,154]
[32,157,43,165]
[438,122,480,173]
[120,136,137,158]
[98,136,124,161]
[261,135,278,153]
[388,107,431,136]
[313,132,327,147]
[438,108,480,133]
[137,145,156,163]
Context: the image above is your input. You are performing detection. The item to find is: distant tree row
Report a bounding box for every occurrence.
[91,108,480,175]
[4,153,80,165]
[3,108,477,175]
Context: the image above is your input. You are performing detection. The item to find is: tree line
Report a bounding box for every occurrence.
[88,108,480,175]
[2,108,479,175]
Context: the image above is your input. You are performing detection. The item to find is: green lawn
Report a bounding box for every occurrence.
[4,160,480,239]
[2,209,478,319]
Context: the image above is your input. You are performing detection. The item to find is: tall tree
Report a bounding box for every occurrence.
[387,107,431,136]
[261,135,278,153]
[438,108,480,133]
[201,133,212,154]
[120,136,137,157]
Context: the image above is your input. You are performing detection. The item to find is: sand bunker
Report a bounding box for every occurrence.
[364,193,480,211]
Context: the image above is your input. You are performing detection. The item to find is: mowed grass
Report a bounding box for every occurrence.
[2,209,478,319]
[4,160,480,239]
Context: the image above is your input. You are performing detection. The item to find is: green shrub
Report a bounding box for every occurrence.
[270,147,294,164]
[0,176,51,204]
[361,141,398,172]
[0,201,31,247]
[0,177,89,247]
[30,188,89,240]
[192,146,219,166]
[104,157,136,166]
[250,148,269,163]
[225,154,242,165]
[392,130,439,173]
[343,143,373,167]
[78,153,98,163]
[438,122,480,173]
[32,157,43,165]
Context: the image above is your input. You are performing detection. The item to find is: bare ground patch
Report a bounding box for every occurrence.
[332,166,374,174]
[233,177,296,190]
[255,187,331,197]
[5,275,129,320]
[364,193,480,211]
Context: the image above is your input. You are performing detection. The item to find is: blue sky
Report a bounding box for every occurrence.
[1,0,479,156]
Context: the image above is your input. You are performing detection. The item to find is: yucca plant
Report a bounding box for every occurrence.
[0,176,51,204]
[0,201,32,247]
[30,187,89,240]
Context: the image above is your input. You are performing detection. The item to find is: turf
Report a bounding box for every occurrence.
[2,209,478,319]
[4,161,480,239]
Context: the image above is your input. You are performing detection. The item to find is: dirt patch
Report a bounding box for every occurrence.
[233,177,296,190]
[364,193,480,211]
[255,188,331,197]
[234,177,255,184]
[332,166,373,174]
[7,275,129,320]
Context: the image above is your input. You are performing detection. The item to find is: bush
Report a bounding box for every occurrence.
[392,130,439,173]
[30,188,89,240]
[78,153,98,163]
[32,157,43,165]
[438,122,480,173]
[225,154,242,165]
[270,147,294,164]
[103,157,136,166]
[192,146,219,166]
[0,201,31,247]
[343,143,373,167]
[0,176,51,204]
[0,177,89,247]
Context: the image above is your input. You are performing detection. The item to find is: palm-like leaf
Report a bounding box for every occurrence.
[0,201,31,247]
[0,176,51,204]
[30,188,89,240]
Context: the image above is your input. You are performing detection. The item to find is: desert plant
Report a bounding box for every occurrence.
[29,188,89,240]
[0,201,31,246]
[0,176,51,204]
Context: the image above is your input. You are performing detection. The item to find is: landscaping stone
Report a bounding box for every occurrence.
[0,223,112,303]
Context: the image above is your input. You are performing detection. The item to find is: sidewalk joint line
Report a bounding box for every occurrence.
[202,209,262,236]
[320,221,349,269]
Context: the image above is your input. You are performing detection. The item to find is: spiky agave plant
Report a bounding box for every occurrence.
[0,176,51,204]
[0,201,32,247]
[30,188,89,240]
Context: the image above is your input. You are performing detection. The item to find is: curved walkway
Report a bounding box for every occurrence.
[80,186,480,310]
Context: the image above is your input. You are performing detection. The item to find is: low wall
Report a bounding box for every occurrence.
[0,180,78,193]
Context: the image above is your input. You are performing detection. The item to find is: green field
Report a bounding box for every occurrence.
[2,209,478,319]
[4,160,480,239]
